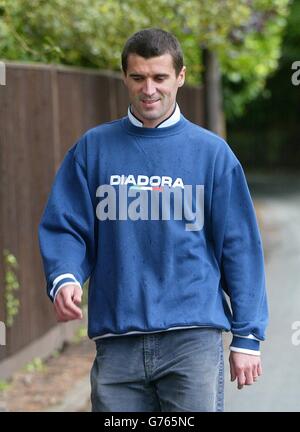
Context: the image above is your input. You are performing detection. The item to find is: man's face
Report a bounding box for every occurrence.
[123,53,186,128]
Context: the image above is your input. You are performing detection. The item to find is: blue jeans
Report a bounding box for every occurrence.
[90,327,224,412]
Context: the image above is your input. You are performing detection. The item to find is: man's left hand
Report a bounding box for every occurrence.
[229,351,262,390]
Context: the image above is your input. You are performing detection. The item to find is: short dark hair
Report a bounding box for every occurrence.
[121,28,184,76]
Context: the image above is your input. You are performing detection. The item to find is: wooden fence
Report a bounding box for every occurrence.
[0,62,204,364]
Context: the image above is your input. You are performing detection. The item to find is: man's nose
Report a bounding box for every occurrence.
[142,79,156,96]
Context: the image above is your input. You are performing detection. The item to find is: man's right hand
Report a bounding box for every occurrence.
[54,284,83,322]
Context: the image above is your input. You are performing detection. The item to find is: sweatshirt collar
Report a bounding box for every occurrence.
[128,103,181,128]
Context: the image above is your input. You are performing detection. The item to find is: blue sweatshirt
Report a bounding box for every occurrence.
[38,112,268,355]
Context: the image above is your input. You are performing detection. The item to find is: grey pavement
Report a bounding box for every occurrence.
[46,375,91,412]
[225,175,300,411]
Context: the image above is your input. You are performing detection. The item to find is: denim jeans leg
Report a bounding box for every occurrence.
[153,328,224,412]
[90,328,224,412]
[90,336,160,412]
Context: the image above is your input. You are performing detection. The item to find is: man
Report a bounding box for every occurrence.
[39,28,268,412]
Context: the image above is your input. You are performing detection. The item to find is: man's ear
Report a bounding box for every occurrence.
[178,66,186,87]
[122,72,127,85]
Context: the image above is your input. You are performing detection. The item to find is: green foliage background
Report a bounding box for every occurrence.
[0,0,291,118]
[227,0,300,169]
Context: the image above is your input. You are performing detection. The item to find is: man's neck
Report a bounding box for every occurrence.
[128,103,180,128]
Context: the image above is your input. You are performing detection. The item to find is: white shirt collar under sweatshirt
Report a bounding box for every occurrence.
[128,103,181,128]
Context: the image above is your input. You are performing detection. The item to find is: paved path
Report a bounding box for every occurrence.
[47,376,91,412]
[225,177,300,411]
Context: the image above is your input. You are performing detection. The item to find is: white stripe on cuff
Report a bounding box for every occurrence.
[230,347,261,356]
[53,281,82,302]
[50,273,79,298]
[233,334,261,342]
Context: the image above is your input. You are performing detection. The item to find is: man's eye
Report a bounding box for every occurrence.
[156,77,165,82]
[132,77,142,81]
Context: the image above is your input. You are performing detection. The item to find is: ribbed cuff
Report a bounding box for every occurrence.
[49,273,81,301]
[230,335,260,354]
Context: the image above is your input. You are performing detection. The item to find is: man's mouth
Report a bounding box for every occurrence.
[141,99,160,106]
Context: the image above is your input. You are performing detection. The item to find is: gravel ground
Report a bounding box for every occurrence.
[0,336,95,412]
